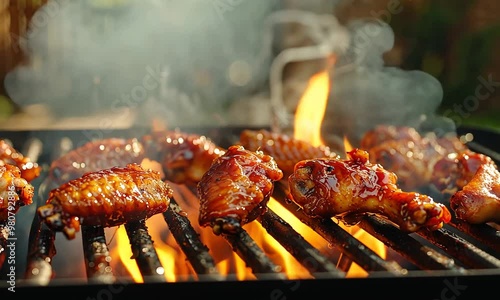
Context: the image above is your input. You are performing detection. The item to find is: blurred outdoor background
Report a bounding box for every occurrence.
[0,0,499,130]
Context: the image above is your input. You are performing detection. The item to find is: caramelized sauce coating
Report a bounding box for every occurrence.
[288,148,451,233]
[38,163,173,240]
[1,164,34,221]
[197,145,283,235]
[450,162,500,224]
[360,125,491,194]
[360,125,423,150]
[433,149,494,193]
[49,137,145,184]
[239,129,339,179]
[0,139,41,182]
[142,130,225,186]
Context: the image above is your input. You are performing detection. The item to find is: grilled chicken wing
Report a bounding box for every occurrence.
[449,162,500,224]
[360,125,424,150]
[1,164,34,222]
[364,138,438,191]
[432,149,494,193]
[197,145,283,235]
[288,148,451,232]
[0,139,41,182]
[360,125,488,193]
[142,130,225,186]
[239,129,339,179]
[38,163,173,240]
[48,137,145,184]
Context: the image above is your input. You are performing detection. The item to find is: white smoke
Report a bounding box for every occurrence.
[324,19,454,144]
[4,0,278,126]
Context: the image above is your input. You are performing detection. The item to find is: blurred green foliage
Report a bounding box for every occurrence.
[0,96,15,120]
[391,0,500,129]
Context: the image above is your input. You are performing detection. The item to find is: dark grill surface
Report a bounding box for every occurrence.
[1,126,499,299]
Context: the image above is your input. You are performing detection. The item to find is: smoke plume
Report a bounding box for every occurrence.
[324,19,454,144]
[5,0,278,127]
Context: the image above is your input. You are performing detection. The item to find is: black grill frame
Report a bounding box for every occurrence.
[1,125,499,299]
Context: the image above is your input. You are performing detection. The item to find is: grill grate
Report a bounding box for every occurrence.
[1,128,499,287]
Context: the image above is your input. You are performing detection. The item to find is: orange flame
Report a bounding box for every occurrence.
[293,65,386,278]
[294,71,330,146]
[111,60,386,282]
[343,135,353,153]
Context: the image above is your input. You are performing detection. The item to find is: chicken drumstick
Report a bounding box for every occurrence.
[288,148,451,233]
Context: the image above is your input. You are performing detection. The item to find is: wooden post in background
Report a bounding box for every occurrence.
[0,0,47,112]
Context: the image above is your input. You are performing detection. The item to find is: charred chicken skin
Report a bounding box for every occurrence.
[239,129,339,179]
[197,145,283,235]
[38,163,173,240]
[48,137,145,184]
[450,162,500,224]
[288,148,451,233]
[1,164,34,222]
[0,139,41,182]
[141,130,225,186]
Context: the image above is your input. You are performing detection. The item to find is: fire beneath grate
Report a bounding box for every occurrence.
[1,127,500,291]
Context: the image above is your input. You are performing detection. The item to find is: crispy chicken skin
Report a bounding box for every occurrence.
[0,164,34,222]
[197,145,283,235]
[432,149,494,193]
[288,148,451,233]
[48,137,145,184]
[450,162,500,224]
[365,138,438,191]
[0,139,41,182]
[142,130,225,186]
[38,163,173,240]
[360,125,488,193]
[360,125,423,150]
[239,129,339,179]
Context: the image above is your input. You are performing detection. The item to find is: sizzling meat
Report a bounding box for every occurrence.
[0,164,34,222]
[48,137,145,184]
[450,162,500,224]
[38,163,173,240]
[432,149,494,193]
[239,129,339,179]
[360,125,424,150]
[360,125,488,193]
[0,139,41,182]
[197,145,283,235]
[141,130,225,187]
[288,148,451,233]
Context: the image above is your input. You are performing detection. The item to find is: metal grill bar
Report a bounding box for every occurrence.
[24,213,56,286]
[336,254,354,272]
[162,197,220,278]
[274,183,405,275]
[22,136,55,286]
[358,215,465,272]
[81,225,115,284]
[220,228,286,280]
[8,129,500,286]
[448,219,500,254]
[416,227,500,269]
[124,219,166,283]
[258,208,345,277]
